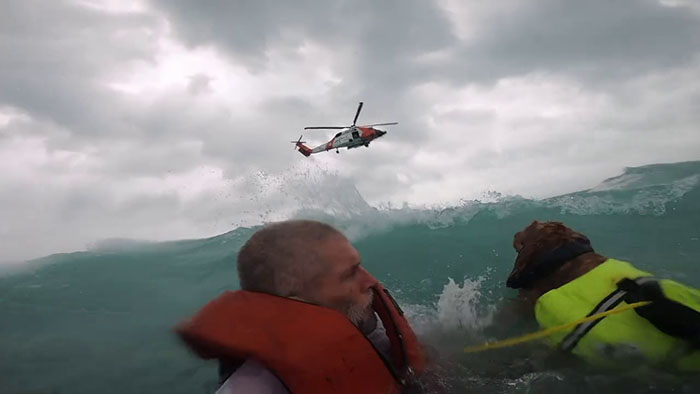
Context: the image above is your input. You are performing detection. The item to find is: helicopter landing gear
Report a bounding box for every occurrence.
[336,149,339,154]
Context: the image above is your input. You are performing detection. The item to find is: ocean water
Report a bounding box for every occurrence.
[1,160,699,393]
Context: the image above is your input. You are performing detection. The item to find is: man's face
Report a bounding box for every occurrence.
[305,235,378,325]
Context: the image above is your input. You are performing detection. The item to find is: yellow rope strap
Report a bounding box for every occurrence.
[464,301,651,353]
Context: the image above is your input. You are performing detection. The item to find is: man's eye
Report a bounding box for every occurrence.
[346,267,358,279]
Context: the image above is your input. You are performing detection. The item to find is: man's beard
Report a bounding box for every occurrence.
[341,291,375,329]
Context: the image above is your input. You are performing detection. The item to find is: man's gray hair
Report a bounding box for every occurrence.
[237,220,345,297]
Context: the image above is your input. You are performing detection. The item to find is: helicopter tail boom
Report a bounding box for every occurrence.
[296,143,312,157]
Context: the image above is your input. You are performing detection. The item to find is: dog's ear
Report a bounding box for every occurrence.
[508,237,540,288]
[513,231,523,252]
[508,221,546,287]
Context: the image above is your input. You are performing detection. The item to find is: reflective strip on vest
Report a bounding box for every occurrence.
[560,276,655,352]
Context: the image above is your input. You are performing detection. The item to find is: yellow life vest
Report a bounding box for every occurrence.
[535,258,700,370]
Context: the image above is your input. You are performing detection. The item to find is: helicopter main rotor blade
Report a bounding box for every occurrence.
[304,126,347,130]
[361,122,398,127]
[352,102,363,126]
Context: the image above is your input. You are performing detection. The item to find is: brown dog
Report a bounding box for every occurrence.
[507,221,607,305]
[505,221,700,370]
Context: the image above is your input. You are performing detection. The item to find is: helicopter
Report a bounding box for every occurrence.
[291,102,397,156]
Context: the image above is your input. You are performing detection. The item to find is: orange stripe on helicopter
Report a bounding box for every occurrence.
[359,127,375,138]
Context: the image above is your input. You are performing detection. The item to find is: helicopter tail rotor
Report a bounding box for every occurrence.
[291,135,312,157]
[290,135,306,148]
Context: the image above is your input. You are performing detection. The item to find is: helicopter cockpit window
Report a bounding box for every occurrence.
[335,132,342,138]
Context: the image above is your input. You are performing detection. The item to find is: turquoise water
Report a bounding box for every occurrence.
[1,161,699,393]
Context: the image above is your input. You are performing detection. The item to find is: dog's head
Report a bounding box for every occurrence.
[507,221,593,289]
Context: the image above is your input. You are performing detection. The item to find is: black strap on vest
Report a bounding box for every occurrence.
[560,276,700,353]
[508,240,594,289]
[618,278,700,349]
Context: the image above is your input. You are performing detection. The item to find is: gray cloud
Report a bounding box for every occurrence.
[149,0,457,116]
[0,0,158,139]
[150,0,455,70]
[447,0,700,84]
[188,74,213,95]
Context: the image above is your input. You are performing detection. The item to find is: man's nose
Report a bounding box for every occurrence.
[359,266,378,288]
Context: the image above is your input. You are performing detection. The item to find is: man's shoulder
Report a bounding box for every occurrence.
[216,359,289,394]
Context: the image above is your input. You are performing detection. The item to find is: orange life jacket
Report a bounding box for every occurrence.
[176,283,427,394]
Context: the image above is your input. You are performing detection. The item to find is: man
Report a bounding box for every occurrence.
[507,220,700,370]
[176,220,427,393]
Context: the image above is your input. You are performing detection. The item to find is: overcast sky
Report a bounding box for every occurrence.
[1,0,699,262]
